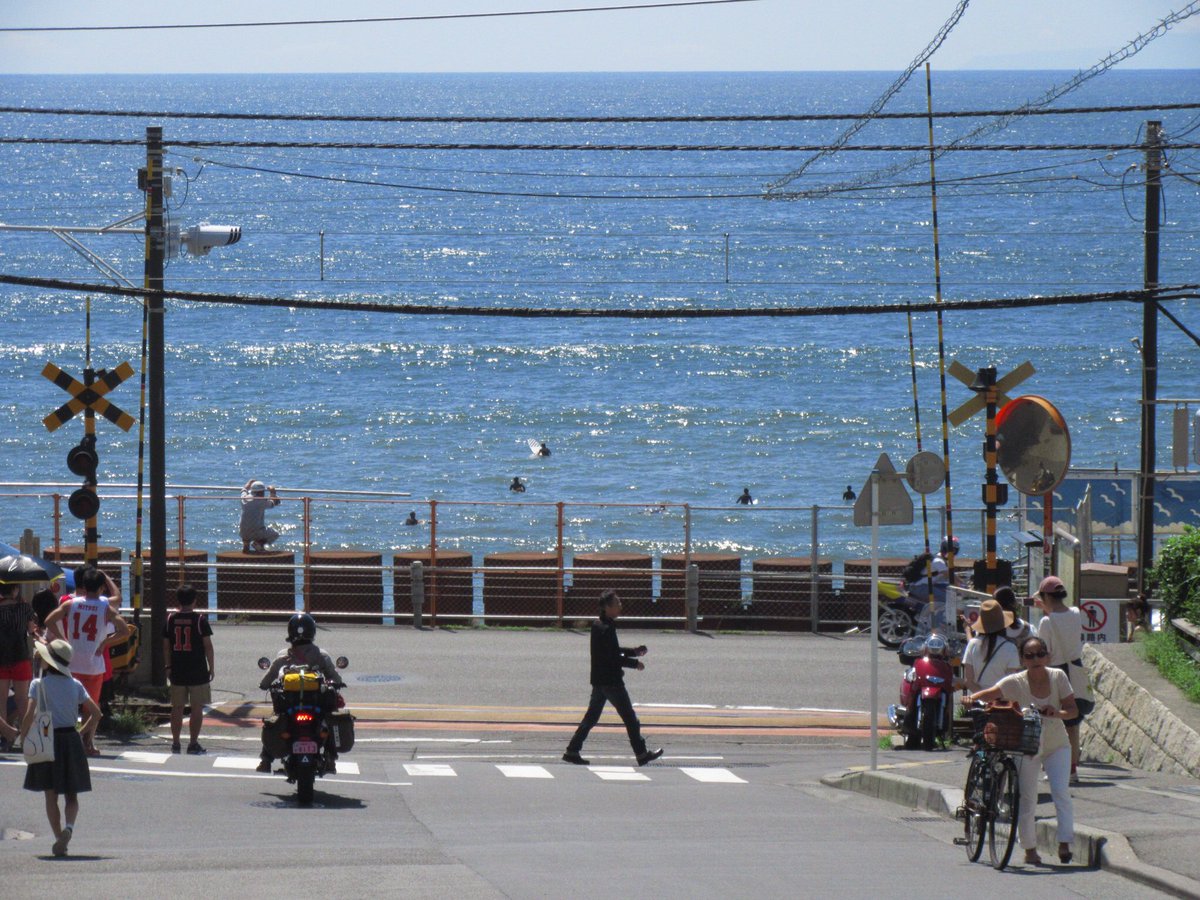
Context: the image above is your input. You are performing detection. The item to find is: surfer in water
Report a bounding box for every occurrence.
[509,477,526,493]
[843,485,856,501]
[736,487,753,505]
[537,442,551,457]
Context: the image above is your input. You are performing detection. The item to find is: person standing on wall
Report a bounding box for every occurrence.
[563,589,663,767]
[163,584,214,755]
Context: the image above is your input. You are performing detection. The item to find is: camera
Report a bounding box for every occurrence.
[175,223,242,256]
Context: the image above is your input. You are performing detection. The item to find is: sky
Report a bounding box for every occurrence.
[0,0,1197,74]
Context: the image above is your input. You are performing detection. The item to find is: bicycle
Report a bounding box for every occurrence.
[957,703,1041,870]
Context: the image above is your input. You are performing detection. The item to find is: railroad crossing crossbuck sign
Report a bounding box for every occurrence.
[41,361,136,433]
[947,360,1035,427]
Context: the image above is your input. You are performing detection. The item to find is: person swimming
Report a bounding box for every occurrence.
[403,511,420,526]
[843,485,856,501]
[509,477,526,493]
[537,442,551,457]
[736,487,753,505]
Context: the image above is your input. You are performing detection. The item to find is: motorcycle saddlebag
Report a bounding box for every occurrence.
[282,670,321,692]
[261,714,288,759]
[982,701,1040,755]
[329,709,355,752]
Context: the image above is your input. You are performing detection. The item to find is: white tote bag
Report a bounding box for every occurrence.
[23,682,55,765]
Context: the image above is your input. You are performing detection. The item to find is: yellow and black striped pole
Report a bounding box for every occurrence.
[925,63,954,588]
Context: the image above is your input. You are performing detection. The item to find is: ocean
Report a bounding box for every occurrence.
[1,71,1198,566]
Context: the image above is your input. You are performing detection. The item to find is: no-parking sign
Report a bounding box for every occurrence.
[1079,599,1122,644]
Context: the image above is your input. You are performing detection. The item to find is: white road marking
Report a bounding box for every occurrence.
[497,764,553,779]
[680,767,746,784]
[590,766,650,782]
[213,757,262,770]
[404,763,457,777]
[120,751,171,764]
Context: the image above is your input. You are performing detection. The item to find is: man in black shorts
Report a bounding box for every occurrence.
[162,585,214,754]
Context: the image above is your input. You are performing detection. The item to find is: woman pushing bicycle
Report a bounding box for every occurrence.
[968,635,1078,867]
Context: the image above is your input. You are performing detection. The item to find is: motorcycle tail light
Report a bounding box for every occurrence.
[294,712,315,724]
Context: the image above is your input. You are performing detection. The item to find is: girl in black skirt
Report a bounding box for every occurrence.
[18,639,101,858]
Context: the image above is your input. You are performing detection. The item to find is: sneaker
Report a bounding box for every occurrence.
[186,743,206,755]
[636,748,664,766]
[256,759,272,773]
[561,751,590,765]
[52,826,73,857]
[171,742,182,754]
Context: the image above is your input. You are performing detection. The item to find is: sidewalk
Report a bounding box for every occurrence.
[826,641,1200,898]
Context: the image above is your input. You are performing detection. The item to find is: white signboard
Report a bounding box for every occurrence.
[1079,598,1123,644]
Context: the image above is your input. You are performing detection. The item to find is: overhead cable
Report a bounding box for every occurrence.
[3,101,1198,124]
[0,0,758,32]
[1,272,1195,320]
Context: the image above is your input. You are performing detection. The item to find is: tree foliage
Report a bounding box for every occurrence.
[1150,526,1200,625]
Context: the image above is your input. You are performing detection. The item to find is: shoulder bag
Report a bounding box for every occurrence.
[23,682,55,765]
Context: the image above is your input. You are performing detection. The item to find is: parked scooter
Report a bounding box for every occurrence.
[876,580,926,648]
[888,635,955,751]
[257,655,354,805]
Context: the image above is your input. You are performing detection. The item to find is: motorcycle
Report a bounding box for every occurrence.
[887,634,955,751]
[257,654,353,805]
[876,580,926,649]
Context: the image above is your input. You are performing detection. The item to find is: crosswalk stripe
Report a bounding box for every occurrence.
[120,751,171,764]
[590,766,650,782]
[214,757,262,770]
[404,763,457,777]
[680,767,746,784]
[497,764,553,779]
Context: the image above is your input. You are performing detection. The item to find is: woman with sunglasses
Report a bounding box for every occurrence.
[969,635,1078,866]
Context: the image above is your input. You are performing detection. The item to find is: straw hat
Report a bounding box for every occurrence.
[34,638,73,676]
[977,599,1014,635]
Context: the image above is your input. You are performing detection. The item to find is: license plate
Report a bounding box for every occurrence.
[292,740,319,755]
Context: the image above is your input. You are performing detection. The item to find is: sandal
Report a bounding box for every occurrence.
[1024,849,1043,866]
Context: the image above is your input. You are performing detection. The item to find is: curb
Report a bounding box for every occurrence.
[822,768,1200,898]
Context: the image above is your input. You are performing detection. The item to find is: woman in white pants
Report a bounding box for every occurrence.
[969,635,1078,866]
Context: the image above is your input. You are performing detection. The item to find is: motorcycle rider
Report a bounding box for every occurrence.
[257,613,343,773]
[907,537,958,632]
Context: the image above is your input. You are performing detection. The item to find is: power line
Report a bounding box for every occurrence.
[1,272,1195,319]
[3,101,1197,124]
[2,137,1186,153]
[0,0,757,32]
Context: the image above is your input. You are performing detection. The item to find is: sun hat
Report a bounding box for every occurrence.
[1036,575,1068,598]
[977,599,1014,635]
[35,638,73,675]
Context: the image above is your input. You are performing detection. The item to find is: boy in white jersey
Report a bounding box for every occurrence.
[43,567,129,755]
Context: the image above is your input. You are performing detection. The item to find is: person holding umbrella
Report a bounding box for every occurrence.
[0,581,37,750]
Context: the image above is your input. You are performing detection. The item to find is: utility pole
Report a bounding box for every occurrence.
[1137,121,1162,599]
[143,126,168,684]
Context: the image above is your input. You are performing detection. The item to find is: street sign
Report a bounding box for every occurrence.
[853,453,913,526]
[906,451,946,494]
[1080,598,1122,644]
[42,361,135,432]
[948,360,1035,427]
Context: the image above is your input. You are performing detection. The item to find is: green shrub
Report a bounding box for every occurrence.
[1149,526,1200,625]
[1139,630,1200,704]
[107,707,153,739]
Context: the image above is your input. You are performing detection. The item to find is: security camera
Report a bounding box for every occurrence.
[180,223,242,256]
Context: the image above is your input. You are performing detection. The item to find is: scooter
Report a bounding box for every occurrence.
[876,580,925,648]
[888,634,955,751]
[258,655,353,805]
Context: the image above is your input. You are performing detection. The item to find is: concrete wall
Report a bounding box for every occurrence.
[1081,644,1200,779]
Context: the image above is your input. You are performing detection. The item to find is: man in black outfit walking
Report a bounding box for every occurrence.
[563,589,663,767]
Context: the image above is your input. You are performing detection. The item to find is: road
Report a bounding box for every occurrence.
[0,625,1163,897]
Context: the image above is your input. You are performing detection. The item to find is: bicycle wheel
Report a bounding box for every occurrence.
[962,753,987,862]
[988,757,1020,870]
